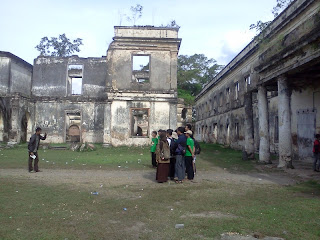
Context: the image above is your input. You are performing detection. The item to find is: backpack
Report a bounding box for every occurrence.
[160,141,171,159]
[176,144,186,155]
[194,140,201,155]
[170,139,177,155]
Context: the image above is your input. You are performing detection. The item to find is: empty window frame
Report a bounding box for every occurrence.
[235,122,239,140]
[131,108,149,137]
[71,78,82,95]
[226,87,230,103]
[245,75,251,85]
[132,55,150,84]
[68,65,83,95]
[235,82,240,100]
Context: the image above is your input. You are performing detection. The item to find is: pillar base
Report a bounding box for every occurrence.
[278,158,294,169]
[258,160,272,165]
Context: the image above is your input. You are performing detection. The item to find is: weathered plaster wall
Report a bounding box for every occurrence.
[8,95,35,143]
[34,101,105,143]
[10,60,32,97]
[114,26,179,39]
[33,56,107,98]
[0,58,10,94]
[109,99,174,146]
[33,58,67,97]
[106,48,173,91]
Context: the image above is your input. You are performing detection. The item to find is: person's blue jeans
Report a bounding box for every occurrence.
[175,155,185,181]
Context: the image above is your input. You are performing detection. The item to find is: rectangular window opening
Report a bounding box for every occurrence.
[133,55,150,71]
[235,122,239,140]
[245,75,251,85]
[71,77,82,95]
[131,108,149,137]
[132,55,150,84]
[226,87,230,103]
[68,64,83,95]
[235,82,239,100]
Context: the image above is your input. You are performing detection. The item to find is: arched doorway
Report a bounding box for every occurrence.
[26,112,33,141]
[68,125,80,142]
[20,114,27,143]
[20,112,33,143]
[226,124,230,145]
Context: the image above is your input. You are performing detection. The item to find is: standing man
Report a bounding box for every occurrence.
[185,130,195,180]
[28,127,47,172]
[313,134,320,172]
[185,124,192,133]
[174,127,187,183]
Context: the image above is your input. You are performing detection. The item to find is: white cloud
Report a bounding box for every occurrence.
[216,30,255,65]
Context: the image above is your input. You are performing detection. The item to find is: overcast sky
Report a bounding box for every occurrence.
[1,0,277,65]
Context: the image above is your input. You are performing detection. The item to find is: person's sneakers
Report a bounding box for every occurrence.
[35,170,42,172]
[29,170,34,173]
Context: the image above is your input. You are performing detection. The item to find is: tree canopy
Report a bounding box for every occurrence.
[177,54,223,104]
[35,33,83,57]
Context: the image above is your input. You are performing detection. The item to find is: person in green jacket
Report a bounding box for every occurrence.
[151,131,158,168]
[185,130,195,180]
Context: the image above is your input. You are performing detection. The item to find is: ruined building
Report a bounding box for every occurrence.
[0,26,185,146]
[194,0,320,167]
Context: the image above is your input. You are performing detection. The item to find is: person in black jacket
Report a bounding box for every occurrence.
[28,127,47,172]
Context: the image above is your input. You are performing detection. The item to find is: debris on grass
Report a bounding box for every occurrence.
[175,224,184,229]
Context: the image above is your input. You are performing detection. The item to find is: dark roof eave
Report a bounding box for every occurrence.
[0,51,33,69]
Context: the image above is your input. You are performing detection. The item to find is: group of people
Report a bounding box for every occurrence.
[150,124,200,183]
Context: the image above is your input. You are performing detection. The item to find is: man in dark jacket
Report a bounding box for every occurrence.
[174,127,187,183]
[28,127,47,172]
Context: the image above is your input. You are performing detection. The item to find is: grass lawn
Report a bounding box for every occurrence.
[1,143,320,239]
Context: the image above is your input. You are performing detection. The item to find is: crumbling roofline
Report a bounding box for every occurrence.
[113,37,182,42]
[34,55,106,60]
[114,26,180,31]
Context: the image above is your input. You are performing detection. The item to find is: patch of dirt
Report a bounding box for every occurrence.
[181,211,238,219]
[2,160,319,190]
[218,232,284,240]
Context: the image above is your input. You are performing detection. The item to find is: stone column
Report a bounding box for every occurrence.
[170,51,178,89]
[277,76,293,168]
[9,96,20,143]
[103,101,112,146]
[169,102,177,130]
[244,92,255,159]
[257,85,271,163]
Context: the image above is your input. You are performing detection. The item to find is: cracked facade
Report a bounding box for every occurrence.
[194,0,320,166]
[0,26,193,146]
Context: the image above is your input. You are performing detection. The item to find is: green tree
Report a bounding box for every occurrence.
[127,4,143,25]
[35,33,83,57]
[177,54,223,104]
[250,0,294,34]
